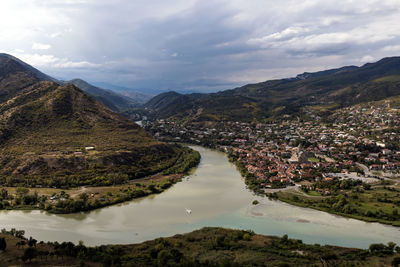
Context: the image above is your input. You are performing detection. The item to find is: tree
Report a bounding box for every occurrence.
[393,209,398,217]
[16,187,29,197]
[15,230,25,239]
[157,250,172,266]
[22,247,37,262]
[388,242,396,252]
[0,237,6,251]
[392,257,400,267]
[0,188,8,199]
[28,237,37,247]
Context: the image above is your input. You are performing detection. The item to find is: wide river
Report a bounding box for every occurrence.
[0,146,399,248]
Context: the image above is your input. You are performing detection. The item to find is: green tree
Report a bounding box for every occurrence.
[157,249,171,266]
[0,237,6,251]
[28,236,37,247]
[0,188,8,199]
[393,209,398,217]
[16,187,29,197]
[392,257,400,267]
[22,247,37,262]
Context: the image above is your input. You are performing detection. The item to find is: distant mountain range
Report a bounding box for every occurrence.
[3,52,400,125]
[145,56,400,122]
[0,53,151,115]
[0,53,181,186]
[61,78,141,112]
[92,82,154,103]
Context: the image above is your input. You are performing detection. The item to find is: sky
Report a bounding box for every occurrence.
[1,0,400,94]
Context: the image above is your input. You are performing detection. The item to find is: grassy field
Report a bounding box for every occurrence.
[0,227,398,266]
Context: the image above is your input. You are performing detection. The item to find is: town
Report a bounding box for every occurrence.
[145,100,400,194]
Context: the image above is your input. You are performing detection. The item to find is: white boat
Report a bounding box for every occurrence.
[185,209,192,214]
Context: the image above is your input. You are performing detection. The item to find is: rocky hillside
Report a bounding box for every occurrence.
[0,55,184,187]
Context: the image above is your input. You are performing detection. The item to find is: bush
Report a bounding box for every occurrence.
[243,233,251,241]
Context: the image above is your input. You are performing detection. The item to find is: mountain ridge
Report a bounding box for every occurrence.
[145,56,400,121]
[0,54,184,187]
[0,53,148,118]
[62,78,140,113]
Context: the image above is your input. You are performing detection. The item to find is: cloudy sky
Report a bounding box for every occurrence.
[1,0,400,94]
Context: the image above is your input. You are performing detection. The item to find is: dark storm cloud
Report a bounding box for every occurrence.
[1,0,400,93]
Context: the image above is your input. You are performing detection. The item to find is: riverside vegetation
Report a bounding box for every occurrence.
[0,54,201,213]
[269,179,400,226]
[147,99,400,226]
[2,53,400,265]
[0,227,399,266]
[0,145,200,214]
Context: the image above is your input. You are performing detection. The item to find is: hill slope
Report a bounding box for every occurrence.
[0,53,56,103]
[63,78,140,113]
[146,56,400,121]
[0,54,144,119]
[0,227,397,266]
[0,55,185,187]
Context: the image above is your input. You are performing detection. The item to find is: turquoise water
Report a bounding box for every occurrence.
[0,146,398,248]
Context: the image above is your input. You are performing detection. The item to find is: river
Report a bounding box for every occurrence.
[0,146,398,248]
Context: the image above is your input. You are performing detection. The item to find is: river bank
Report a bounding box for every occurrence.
[224,147,400,227]
[0,146,200,214]
[0,146,399,249]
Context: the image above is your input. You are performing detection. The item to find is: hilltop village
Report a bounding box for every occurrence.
[146,101,400,193]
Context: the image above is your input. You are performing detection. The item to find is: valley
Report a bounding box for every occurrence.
[146,95,400,226]
[1,53,400,265]
[0,54,200,214]
[0,146,399,266]
[3,1,400,265]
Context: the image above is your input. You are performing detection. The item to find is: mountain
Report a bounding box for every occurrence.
[62,78,140,112]
[145,56,400,121]
[0,54,143,117]
[0,54,183,187]
[120,90,153,104]
[0,53,56,103]
[0,53,56,83]
[294,66,358,80]
[92,82,154,103]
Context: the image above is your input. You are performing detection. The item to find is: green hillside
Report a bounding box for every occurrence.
[0,227,398,266]
[145,56,400,122]
[0,54,186,188]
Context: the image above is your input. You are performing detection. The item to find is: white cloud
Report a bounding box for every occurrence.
[17,53,59,67]
[360,55,375,63]
[382,45,400,52]
[247,13,400,56]
[53,59,100,68]
[50,32,62,38]
[32,42,51,50]
[248,26,312,46]
[6,51,100,69]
